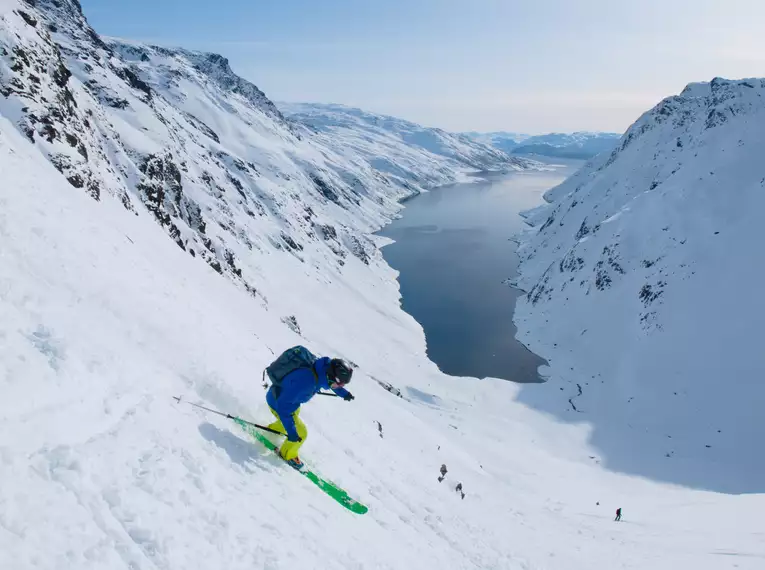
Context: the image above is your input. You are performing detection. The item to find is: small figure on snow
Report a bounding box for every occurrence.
[438,464,448,482]
[265,346,354,470]
[455,482,465,500]
[614,507,622,522]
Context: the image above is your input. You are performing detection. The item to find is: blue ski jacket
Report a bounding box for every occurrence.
[266,357,350,441]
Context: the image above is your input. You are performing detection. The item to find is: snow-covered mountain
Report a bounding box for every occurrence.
[467,131,621,159]
[463,130,530,153]
[511,132,621,158]
[280,102,533,184]
[514,77,765,494]
[0,0,520,308]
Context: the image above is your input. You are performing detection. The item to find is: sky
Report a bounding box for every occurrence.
[80,0,765,134]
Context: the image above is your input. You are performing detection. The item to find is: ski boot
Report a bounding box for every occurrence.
[285,456,305,471]
[277,446,305,470]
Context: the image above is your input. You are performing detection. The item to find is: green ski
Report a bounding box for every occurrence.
[232,417,369,515]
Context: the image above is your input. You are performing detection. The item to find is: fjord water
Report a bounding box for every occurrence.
[379,158,583,382]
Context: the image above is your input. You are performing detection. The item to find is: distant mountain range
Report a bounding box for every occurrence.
[465,131,622,159]
[279,102,533,181]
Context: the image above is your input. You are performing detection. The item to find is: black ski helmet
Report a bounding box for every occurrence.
[329,358,353,384]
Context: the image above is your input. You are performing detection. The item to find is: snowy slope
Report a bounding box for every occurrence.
[3,97,765,570]
[280,102,533,186]
[467,131,621,158]
[515,77,765,494]
[2,2,765,568]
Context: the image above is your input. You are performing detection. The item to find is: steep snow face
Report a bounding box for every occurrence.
[466,131,621,159]
[2,3,765,568]
[514,77,765,493]
[3,104,765,570]
[280,102,532,186]
[0,0,515,311]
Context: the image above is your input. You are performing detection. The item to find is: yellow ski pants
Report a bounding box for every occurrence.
[268,407,307,460]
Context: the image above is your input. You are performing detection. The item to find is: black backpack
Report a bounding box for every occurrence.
[265,346,319,392]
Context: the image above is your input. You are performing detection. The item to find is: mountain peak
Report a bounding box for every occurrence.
[34,0,84,20]
[105,38,287,124]
[613,76,765,160]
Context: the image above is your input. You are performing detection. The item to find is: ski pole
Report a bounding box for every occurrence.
[173,396,285,436]
[316,391,340,398]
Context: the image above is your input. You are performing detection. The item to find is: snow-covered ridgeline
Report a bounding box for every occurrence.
[0,0,518,311]
[465,130,621,158]
[280,102,533,181]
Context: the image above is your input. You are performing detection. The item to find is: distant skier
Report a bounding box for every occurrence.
[614,507,622,521]
[265,346,354,469]
[438,464,448,482]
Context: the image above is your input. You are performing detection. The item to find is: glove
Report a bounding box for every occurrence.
[343,392,355,402]
[287,434,303,443]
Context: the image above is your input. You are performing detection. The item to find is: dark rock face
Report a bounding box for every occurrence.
[136,153,186,245]
[280,315,301,335]
[1,8,105,199]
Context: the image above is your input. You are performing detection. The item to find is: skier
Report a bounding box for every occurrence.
[266,350,354,469]
[614,507,622,521]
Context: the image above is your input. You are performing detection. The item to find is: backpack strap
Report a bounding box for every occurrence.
[311,363,319,386]
[265,368,283,400]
